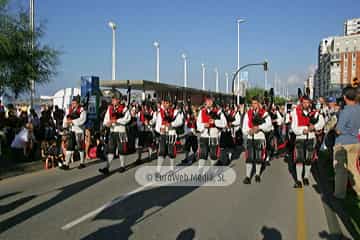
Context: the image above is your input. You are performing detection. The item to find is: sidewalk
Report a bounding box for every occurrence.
[312,150,360,239]
[0,157,104,180]
[0,160,44,180]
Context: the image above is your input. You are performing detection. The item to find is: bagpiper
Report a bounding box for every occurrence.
[182,103,198,165]
[154,97,183,172]
[99,91,131,174]
[242,96,272,184]
[136,102,156,162]
[291,95,325,188]
[197,96,227,167]
[61,95,87,170]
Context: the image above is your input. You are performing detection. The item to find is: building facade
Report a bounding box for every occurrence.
[315,32,360,98]
[344,18,360,36]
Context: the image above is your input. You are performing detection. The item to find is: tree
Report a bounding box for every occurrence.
[245,87,287,106]
[0,0,59,98]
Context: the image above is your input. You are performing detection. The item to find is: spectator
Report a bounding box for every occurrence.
[334,87,360,198]
[11,123,35,160]
[53,105,65,131]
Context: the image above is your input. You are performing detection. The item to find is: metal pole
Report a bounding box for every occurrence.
[215,68,219,93]
[30,0,35,108]
[112,28,116,80]
[265,69,268,90]
[184,58,187,87]
[225,72,229,94]
[202,64,205,90]
[156,46,160,83]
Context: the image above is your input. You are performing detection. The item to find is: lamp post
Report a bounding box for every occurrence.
[181,53,188,87]
[201,63,206,90]
[153,41,160,83]
[30,0,35,108]
[108,21,117,80]
[225,72,229,94]
[237,18,246,102]
[215,68,219,93]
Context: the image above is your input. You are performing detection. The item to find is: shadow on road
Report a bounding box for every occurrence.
[0,172,114,234]
[80,185,199,240]
[260,226,282,240]
[0,195,36,215]
[319,230,352,240]
[176,228,196,240]
[0,192,21,201]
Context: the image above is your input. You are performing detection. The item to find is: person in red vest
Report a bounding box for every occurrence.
[182,104,198,164]
[290,96,325,188]
[196,96,227,168]
[154,96,183,173]
[99,91,131,175]
[136,102,156,162]
[242,96,272,184]
[61,95,87,170]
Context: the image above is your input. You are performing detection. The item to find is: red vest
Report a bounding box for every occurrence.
[186,115,196,129]
[140,110,152,123]
[160,107,174,126]
[247,108,266,129]
[109,104,125,120]
[201,107,219,128]
[69,106,81,115]
[295,106,316,127]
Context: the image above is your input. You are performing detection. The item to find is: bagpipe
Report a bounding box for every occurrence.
[143,111,153,122]
[110,105,126,120]
[252,113,266,127]
[66,108,81,120]
[208,108,221,121]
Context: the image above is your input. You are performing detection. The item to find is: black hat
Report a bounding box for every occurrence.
[163,96,171,103]
[110,90,121,99]
[72,95,81,103]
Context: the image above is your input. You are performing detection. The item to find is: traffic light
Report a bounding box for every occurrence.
[264,61,268,71]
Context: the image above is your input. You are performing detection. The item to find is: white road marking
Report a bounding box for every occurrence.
[61,182,153,230]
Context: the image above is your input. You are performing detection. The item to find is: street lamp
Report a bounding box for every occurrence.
[153,41,160,83]
[225,72,229,94]
[29,0,35,108]
[108,21,117,80]
[181,53,188,87]
[237,18,246,103]
[214,68,219,93]
[201,63,206,90]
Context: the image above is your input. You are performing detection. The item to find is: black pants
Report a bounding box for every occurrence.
[67,132,84,151]
[184,134,198,153]
[245,139,266,164]
[106,132,128,155]
[199,137,218,160]
[158,135,177,158]
[294,139,316,165]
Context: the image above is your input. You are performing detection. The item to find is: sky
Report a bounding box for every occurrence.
[15,0,360,96]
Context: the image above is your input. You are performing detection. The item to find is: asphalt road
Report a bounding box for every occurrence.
[0,151,354,240]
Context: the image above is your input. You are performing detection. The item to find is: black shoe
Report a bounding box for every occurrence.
[294,181,303,189]
[265,161,271,166]
[60,165,69,170]
[243,177,251,184]
[303,178,309,186]
[78,164,86,169]
[119,167,126,173]
[98,167,109,175]
[255,175,261,183]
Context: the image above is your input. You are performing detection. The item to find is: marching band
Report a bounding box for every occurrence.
[60,88,337,189]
